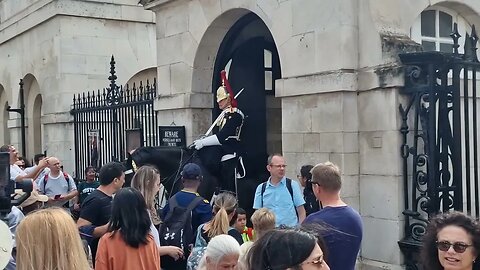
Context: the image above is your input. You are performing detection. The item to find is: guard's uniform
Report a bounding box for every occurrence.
[194,70,245,193]
[213,107,244,192]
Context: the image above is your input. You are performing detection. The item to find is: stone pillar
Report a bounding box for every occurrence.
[357,1,422,269]
[148,1,214,143]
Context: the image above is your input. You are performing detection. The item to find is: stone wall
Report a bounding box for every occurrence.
[146,0,480,269]
[0,0,156,175]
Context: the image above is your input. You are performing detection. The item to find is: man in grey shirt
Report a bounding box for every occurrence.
[37,157,78,208]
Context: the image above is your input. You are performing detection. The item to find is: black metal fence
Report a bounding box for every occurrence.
[71,56,158,180]
[398,24,479,269]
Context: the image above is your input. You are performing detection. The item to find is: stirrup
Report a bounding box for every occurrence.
[236,156,246,179]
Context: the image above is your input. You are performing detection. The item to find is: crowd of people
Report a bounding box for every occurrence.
[1,143,479,270]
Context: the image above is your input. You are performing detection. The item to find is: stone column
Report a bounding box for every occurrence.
[357,1,423,269]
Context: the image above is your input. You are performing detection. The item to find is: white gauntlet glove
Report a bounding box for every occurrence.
[193,135,220,150]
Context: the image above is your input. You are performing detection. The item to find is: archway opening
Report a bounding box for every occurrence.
[0,84,9,145]
[32,94,43,155]
[213,12,282,181]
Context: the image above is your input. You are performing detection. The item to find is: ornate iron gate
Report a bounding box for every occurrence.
[398,24,479,269]
[71,56,158,180]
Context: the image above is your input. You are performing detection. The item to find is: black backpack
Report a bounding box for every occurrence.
[160,195,203,252]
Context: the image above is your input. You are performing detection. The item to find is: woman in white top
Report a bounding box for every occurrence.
[131,165,184,261]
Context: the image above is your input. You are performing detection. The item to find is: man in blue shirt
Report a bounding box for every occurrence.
[303,161,363,270]
[253,154,306,227]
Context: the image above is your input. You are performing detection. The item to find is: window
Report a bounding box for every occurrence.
[410,7,473,54]
[264,49,273,92]
[223,48,276,93]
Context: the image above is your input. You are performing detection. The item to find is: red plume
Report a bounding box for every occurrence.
[220,70,237,107]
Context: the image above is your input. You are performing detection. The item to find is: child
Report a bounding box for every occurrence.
[234,208,254,243]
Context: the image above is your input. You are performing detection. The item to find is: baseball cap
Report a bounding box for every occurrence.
[181,163,202,180]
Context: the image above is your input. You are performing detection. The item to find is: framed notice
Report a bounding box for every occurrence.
[126,128,143,153]
[87,130,100,168]
[159,126,186,148]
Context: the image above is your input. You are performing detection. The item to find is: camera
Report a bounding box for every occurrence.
[0,151,34,269]
[0,152,33,218]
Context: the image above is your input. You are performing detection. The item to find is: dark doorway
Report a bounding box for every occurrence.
[213,13,282,208]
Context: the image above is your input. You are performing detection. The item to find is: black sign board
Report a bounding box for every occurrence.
[159,126,186,148]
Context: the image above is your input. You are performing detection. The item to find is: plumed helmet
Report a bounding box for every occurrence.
[216,70,237,107]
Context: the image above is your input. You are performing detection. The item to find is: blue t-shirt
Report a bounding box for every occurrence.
[303,206,363,270]
[253,177,305,227]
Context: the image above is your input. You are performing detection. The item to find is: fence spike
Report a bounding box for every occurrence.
[132,82,137,101]
[153,78,157,96]
[471,25,478,62]
[451,23,461,55]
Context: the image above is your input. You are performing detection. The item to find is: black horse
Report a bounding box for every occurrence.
[124,146,261,213]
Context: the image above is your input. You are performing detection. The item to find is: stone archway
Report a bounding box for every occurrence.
[191,9,282,174]
[125,67,157,87]
[212,12,282,179]
[0,84,9,145]
[23,74,43,159]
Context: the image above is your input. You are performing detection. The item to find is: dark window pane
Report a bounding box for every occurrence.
[422,41,436,51]
[439,11,453,37]
[440,43,453,53]
[421,10,436,37]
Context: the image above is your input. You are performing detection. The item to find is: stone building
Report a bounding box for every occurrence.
[0,0,156,167]
[1,0,480,269]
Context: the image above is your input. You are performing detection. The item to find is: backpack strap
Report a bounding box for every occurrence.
[43,174,49,192]
[186,196,204,214]
[63,172,70,191]
[286,178,298,218]
[286,178,294,202]
[260,182,267,207]
[164,196,179,221]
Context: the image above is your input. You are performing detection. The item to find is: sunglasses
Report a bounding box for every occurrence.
[436,240,473,253]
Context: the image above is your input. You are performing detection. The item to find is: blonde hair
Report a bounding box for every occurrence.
[16,208,90,270]
[131,165,161,224]
[207,192,237,239]
[251,208,276,239]
[311,161,342,192]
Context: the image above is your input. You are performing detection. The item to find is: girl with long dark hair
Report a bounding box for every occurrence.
[95,188,160,270]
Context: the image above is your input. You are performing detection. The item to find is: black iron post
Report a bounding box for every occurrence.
[6,79,26,158]
[107,55,120,161]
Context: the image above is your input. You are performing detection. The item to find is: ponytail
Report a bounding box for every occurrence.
[208,207,230,238]
[205,192,237,239]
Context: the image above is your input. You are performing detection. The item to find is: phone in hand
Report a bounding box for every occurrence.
[54,194,61,200]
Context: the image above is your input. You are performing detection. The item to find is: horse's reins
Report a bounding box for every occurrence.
[162,149,198,200]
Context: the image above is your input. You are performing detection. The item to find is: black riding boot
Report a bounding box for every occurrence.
[220,157,238,193]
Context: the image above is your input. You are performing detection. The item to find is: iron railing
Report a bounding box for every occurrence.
[71,56,158,180]
[398,23,479,269]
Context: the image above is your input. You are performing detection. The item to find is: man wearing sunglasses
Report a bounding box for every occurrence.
[303,161,363,270]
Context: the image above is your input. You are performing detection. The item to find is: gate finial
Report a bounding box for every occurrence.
[106,55,120,105]
[450,23,461,55]
[470,25,478,62]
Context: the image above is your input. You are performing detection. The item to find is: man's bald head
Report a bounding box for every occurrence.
[47,157,61,173]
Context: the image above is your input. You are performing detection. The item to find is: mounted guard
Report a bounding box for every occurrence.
[193,70,245,194]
